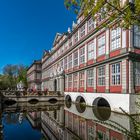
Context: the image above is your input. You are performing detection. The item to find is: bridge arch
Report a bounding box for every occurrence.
[65,95,72,108]
[75,96,86,113]
[48,98,58,104]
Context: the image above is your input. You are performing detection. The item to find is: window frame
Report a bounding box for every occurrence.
[98,66,105,86]
[110,27,121,51]
[111,62,121,86]
[79,47,85,64]
[97,34,105,56]
[87,69,94,87]
[79,71,85,88]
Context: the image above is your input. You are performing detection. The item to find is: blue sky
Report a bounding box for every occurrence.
[0,0,76,73]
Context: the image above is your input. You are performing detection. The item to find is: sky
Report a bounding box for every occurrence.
[0,0,76,73]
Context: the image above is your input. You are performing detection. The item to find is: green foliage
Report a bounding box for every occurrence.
[64,0,140,28]
[0,64,27,90]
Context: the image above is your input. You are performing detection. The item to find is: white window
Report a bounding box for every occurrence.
[98,35,105,56]
[80,24,85,38]
[88,17,94,32]
[74,32,78,43]
[68,54,72,69]
[79,71,85,87]
[87,69,94,87]
[73,73,78,88]
[68,75,72,88]
[88,41,95,60]
[111,27,121,51]
[80,47,85,64]
[98,66,105,86]
[111,63,121,85]
[134,25,140,48]
[135,62,140,86]
[64,57,67,70]
[74,51,78,66]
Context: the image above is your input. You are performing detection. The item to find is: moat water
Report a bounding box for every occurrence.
[0,101,139,140]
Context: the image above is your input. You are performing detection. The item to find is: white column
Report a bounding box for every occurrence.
[84,70,87,91]
[94,38,97,60]
[122,29,126,48]
[122,59,127,93]
[105,64,110,92]
[94,67,97,92]
[106,28,109,56]
[78,49,80,66]
[129,60,135,93]
[85,44,87,64]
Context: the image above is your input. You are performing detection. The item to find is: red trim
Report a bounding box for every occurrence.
[97,55,106,62]
[110,49,121,58]
[96,124,106,132]
[96,86,105,93]
[73,88,78,92]
[68,68,73,72]
[87,59,94,65]
[73,66,79,70]
[110,86,122,93]
[110,130,123,140]
[79,63,86,68]
[79,87,84,92]
[86,87,94,92]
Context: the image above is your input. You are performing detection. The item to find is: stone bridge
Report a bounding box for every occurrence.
[0,91,64,103]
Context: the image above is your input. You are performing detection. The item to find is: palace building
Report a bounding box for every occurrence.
[27,60,42,91]
[28,2,140,113]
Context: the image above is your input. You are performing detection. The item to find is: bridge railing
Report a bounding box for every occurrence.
[0,90,63,97]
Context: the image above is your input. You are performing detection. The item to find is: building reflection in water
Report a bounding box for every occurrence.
[0,101,138,140]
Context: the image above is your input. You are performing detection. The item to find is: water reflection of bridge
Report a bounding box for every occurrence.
[2,101,64,113]
[0,91,64,103]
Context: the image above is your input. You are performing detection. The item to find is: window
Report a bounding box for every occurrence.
[74,32,78,43]
[80,47,85,64]
[79,71,85,87]
[73,73,78,88]
[88,17,94,32]
[111,63,121,85]
[98,35,105,56]
[68,75,72,88]
[80,24,86,38]
[87,69,94,87]
[134,25,140,48]
[111,27,121,51]
[98,66,105,86]
[68,54,72,69]
[135,62,140,86]
[64,57,67,70]
[74,51,78,66]
[88,41,95,60]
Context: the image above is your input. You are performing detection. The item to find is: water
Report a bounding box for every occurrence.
[0,101,139,140]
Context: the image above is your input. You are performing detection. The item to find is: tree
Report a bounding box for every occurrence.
[0,64,28,90]
[64,0,140,28]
